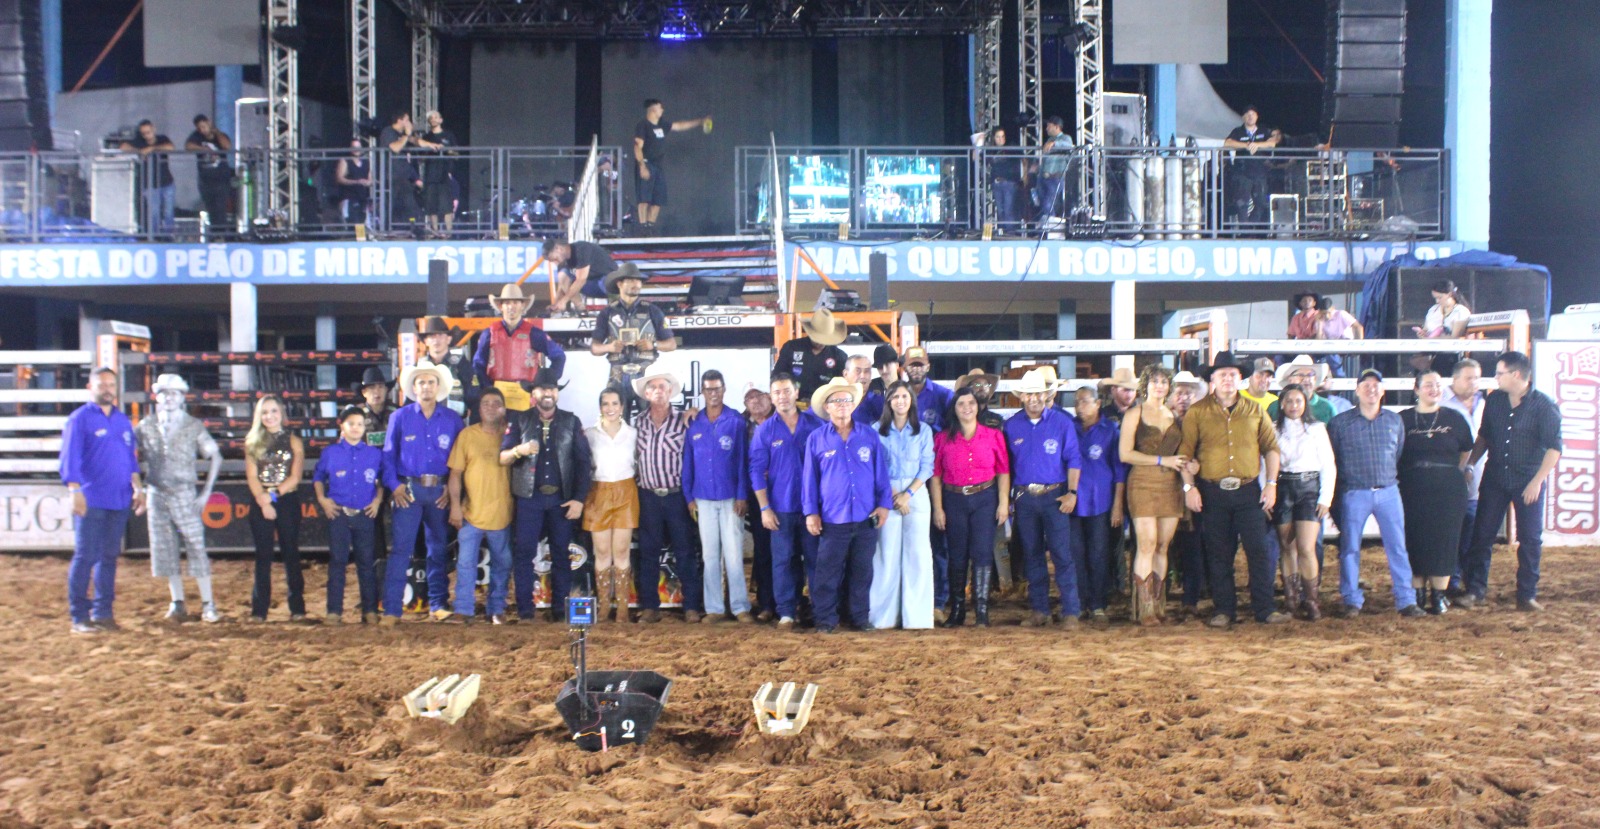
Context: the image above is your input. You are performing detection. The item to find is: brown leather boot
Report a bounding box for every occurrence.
[1152,575,1168,622]
[1137,574,1160,627]
[615,568,634,622]
[1301,575,1322,621]
[1282,570,1302,618]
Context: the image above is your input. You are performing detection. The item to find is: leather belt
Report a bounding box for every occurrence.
[951,480,995,496]
[538,485,562,495]
[1278,471,1319,480]
[1409,461,1460,470]
[339,506,365,517]
[646,486,681,497]
[1204,476,1245,491]
[1019,483,1062,497]
[406,475,442,487]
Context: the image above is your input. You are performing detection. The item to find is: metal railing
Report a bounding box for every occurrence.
[736,144,1447,239]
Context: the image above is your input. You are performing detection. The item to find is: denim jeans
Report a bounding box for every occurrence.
[943,487,998,605]
[327,512,377,615]
[1172,520,1207,607]
[250,491,304,618]
[385,484,448,617]
[769,510,816,620]
[815,519,878,629]
[1035,176,1066,223]
[1197,480,1275,622]
[513,492,575,619]
[1463,480,1545,602]
[992,179,1021,229]
[747,501,775,614]
[1071,510,1113,612]
[1015,490,1080,617]
[68,507,130,622]
[454,521,512,616]
[930,524,949,607]
[870,484,933,629]
[1450,498,1477,592]
[145,183,175,234]
[1336,484,1418,611]
[696,498,750,616]
[637,489,702,612]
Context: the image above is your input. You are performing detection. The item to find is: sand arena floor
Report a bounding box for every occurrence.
[1,544,1597,828]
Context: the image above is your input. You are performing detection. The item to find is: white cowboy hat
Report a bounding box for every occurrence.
[631,371,683,401]
[1170,370,1203,390]
[151,373,189,394]
[488,283,532,307]
[1011,367,1060,395]
[1274,354,1331,387]
[809,377,863,416]
[399,361,456,394]
[802,309,848,346]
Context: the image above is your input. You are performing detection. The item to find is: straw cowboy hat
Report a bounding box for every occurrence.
[1274,354,1332,387]
[151,373,189,394]
[1011,367,1060,395]
[603,262,647,294]
[1170,370,1204,390]
[1098,367,1139,391]
[488,283,532,307]
[399,361,456,394]
[956,367,1000,390]
[810,377,864,416]
[631,370,683,401]
[802,309,848,346]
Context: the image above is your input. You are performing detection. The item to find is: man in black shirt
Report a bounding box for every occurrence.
[380,111,442,235]
[120,120,176,235]
[985,127,1026,232]
[1222,105,1280,228]
[589,263,678,419]
[773,309,849,401]
[184,115,233,228]
[1460,351,1563,612]
[419,111,459,237]
[543,239,618,316]
[633,98,710,234]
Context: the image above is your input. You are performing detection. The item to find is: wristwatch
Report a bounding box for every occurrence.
[1182,483,1194,492]
[1066,488,1078,495]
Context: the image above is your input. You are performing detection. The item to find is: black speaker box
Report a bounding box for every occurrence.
[1342,0,1406,14]
[0,0,50,151]
[1332,95,1403,122]
[1334,68,1405,95]
[555,670,673,752]
[1331,122,1399,148]
[1336,42,1406,69]
[1337,16,1407,44]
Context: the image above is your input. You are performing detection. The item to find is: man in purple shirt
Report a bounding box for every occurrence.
[59,367,145,634]
[683,370,751,622]
[379,363,465,623]
[1003,368,1083,627]
[1070,386,1126,623]
[751,373,824,629]
[802,378,892,633]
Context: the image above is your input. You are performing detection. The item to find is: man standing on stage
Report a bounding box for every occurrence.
[631,371,704,623]
[1004,368,1083,628]
[418,315,473,417]
[802,378,892,633]
[502,371,592,622]
[683,370,751,623]
[60,368,145,634]
[751,373,824,629]
[473,283,566,412]
[136,373,222,624]
[590,263,677,417]
[184,114,233,227]
[633,98,711,234]
[1460,352,1563,612]
[774,309,850,401]
[545,239,621,316]
[380,362,464,625]
[1178,352,1287,628]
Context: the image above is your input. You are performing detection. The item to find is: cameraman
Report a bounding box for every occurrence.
[380,112,440,236]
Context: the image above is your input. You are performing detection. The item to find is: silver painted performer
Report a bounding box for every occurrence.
[136,373,222,623]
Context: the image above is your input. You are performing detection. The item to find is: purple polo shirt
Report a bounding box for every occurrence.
[380,401,465,490]
[1071,415,1125,516]
[802,422,892,524]
[1002,407,1082,487]
[914,381,954,430]
[59,403,138,510]
[750,410,825,513]
[682,406,749,502]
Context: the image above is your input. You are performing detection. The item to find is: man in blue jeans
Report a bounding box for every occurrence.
[751,374,823,630]
[380,362,464,624]
[59,367,145,634]
[684,370,752,623]
[314,406,385,623]
[503,371,592,623]
[1439,358,1485,597]
[1004,368,1083,628]
[631,371,704,623]
[1327,369,1424,618]
[802,378,892,633]
[448,389,515,624]
[1460,352,1563,612]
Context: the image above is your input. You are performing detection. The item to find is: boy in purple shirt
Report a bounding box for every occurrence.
[1070,387,1126,622]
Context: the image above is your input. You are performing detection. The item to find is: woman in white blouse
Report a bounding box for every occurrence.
[1273,384,1336,621]
[583,388,639,622]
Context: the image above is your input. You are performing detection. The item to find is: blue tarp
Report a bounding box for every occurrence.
[0,207,132,244]
[1359,249,1553,337]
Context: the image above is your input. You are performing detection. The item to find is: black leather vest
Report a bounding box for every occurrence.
[509,408,583,499]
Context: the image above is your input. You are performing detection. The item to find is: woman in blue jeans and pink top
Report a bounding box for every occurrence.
[870,381,935,629]
[930,386,1010,627]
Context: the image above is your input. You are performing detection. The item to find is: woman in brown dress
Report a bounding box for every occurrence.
[1117,365,1186,624]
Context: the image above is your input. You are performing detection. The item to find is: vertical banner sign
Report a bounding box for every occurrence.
[1537,341,1600,546]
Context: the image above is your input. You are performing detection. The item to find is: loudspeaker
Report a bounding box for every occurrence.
[555,670,673,752]
[1331,122,1399,147]
[0,0,51,151]
[427,259,449,316]
[1323,0,1406,149]
[1331,96,1402,122]
[868,252,889,310]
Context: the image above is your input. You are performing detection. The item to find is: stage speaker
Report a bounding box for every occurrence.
[555,670,673,752]
[427,259,449,316]
[869,252,889,310]
[0,0,51,151]
[1323,0,1406,149]
[1393,266,1549,339]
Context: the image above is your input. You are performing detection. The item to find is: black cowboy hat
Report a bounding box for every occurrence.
[419,316,452,336]
[529,367,568,391]
[1199,350,1253,381]
[356,365,393,390]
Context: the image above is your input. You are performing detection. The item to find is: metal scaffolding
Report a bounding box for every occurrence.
[1017,0,1041,146]
[421,0,998,38]
[351,0,377,133]
[973,12,1002,134]
[1072,0,1104,149]
[266,0,299,221]
[412,24,439,117]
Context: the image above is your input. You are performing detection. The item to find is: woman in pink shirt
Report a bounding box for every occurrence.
[930,387,1010,627]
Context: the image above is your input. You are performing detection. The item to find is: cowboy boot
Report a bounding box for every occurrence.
[973,567,993,627]
[945,564,969,627]
[1301,575,1322,621]
[1282,570,1302,619]
[1152,575,1168,622]
[1137,574,1159,627]
[615,568,634,622]
[994,539,1015,598]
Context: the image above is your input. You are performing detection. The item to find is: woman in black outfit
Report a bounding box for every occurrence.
[244,395,307,622]
[1398,371,1475,615]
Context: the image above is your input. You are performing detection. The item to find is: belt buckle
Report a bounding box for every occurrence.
[538,485,561,495]
[341,506,362,517]
[1219,477,1241,491]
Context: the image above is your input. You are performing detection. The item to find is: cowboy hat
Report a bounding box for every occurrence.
[1199,350,1253,380]
[957,367,1000,390]
[399,361,456,394]
[1011,367,1060,395]
[872,343,900,370]
[631,371,683,402]
[1098,366,1139,391]
[810,376,864,416]
[488,283,531,307]
[1274,354,1331,387]
[419,316,452,336]
[602,262,647,294]
[151,373,189,394]
[356,365,393,390]
[802,308,847,346]
[1170,370,1204,390]
[529,367,566,390]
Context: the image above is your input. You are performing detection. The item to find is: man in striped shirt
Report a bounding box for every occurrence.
[631,372,704,623]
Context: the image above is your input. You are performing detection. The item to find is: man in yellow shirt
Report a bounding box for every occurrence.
[1240,357,1278,410]
[447,388,515,624]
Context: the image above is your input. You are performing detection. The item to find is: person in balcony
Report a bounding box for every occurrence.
[120,120,176,235]
[1223,105,1280,228]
